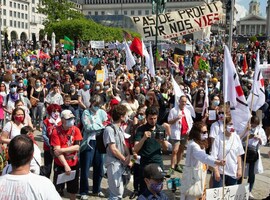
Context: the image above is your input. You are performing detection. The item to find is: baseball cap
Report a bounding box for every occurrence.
[9,82,18,87]
[143,164,165,181]
[61,110,75,120]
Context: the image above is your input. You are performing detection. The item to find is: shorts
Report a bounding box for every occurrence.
[53,163,79,194]
[169,139,180,146]
[180,134,188,146]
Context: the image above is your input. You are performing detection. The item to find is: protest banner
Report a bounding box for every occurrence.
[90,41,105,49]
[259,62,270,79]
[96,70,105,83]
[206,184,249,200]
[129,1,223,40]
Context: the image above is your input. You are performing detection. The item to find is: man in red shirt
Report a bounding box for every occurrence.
[51,110,82,200]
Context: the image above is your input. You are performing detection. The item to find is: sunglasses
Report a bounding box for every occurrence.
[201,131,208,134]
[218,112,224,115]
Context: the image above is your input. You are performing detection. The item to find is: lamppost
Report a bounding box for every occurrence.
[0,5,2,59]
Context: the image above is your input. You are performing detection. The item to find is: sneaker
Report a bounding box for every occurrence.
[249,193,255,200]
[166,168,174,177]
[129,191,139,199]
[174,165,183,173]
[80,195,88,200]
[93,191,105,198]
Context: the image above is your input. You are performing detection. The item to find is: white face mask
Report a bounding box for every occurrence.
[65,118,75,127]
[226,125,234,133]
[124,115,129,123]
[200,133,208,140]
[51,112,60,120]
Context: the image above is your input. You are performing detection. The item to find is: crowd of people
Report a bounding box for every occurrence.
[0,37,269,200]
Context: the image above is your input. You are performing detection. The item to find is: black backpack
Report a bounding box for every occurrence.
[96,125,116,154]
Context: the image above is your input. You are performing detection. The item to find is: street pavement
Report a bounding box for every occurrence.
[34,132,270,200]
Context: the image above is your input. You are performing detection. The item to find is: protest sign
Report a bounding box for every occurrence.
[96,70,105,83]
[259,62,270,79]
[90,41,105,49]
[129,1,223,40]
[206,184,249,200]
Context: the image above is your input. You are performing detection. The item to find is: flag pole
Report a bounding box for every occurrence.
[228,0,235,51]
[222,102,227,200]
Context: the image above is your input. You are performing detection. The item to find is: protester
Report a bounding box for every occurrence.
[50,110,82,199]
[0,135,61,199]
[103,104,132,199]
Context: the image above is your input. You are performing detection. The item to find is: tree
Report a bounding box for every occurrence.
[38,0,84,25]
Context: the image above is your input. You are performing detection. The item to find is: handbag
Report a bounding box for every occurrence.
[30,97,38,107]
[180,142,204,198]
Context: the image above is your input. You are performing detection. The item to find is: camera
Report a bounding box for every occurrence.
[151,129,166,140]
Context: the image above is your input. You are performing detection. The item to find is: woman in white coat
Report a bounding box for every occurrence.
[239,116,267,198]
[180,122,225,200]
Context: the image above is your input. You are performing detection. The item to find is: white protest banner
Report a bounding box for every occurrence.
[90,41,105,49]
[259,62,270,79]
[129,1,223,40]
[206,184,249,200]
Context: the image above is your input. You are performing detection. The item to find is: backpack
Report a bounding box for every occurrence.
[96,125,116,154]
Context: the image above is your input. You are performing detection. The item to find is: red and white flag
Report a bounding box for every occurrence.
[223,45,251,133]
[168,58,178,69]
[247,51,265,111]
[202,78,209,116]
[172,76,195,118]
[130,37,143,56]
[124,41,136,70]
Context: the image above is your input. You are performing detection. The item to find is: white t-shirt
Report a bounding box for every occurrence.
[211,132,245,179]
[2,144,42,175]
[0,173,61,200]
[2,121,24,139]
[209,120,224,139]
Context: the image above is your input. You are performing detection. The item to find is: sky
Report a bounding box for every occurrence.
[235,0,267,21]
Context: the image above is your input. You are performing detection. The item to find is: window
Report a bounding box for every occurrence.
[131,10,134,15]
[18,12,20,18]
[14,21,16,27]
[114,10,118,15]
[14,2,16,8]
[25,5,27,10]
[32,0,35,3]
[145,10,149,15]
[25,14,28,19]
[18,4,20,9]
[10,20,12,27]
[3,9,6,15]
[14,11,16,17]
[3,19,6,26]
[95,11,98,15]
[124,10,127,15]
[101,11,105,15]
[138,10,142,15]
[32,7,35,12]
[22,5,24,10]
[3,0,6,5]
[22,22,24,29]
[25,23,28,29]
[18,21,20,28]
[10,10,12,17]
[10,1,12,7]
[22,13,24,19]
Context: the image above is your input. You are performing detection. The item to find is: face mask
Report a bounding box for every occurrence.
[200,133,208,140]
[92,106,99,112]
[124,115,129,123]
[95,86,101,91]
[150,182,163,194]
[218,114,224,121]
[126,95,130,99]
[138,114,145,121]
[19,83,24,87]
[84,85,90,90]
[10,87,17,93]
[65,119,74,128]
[104,85,109,90]
[200,93,204,97]
[19,92,24,97]
[14,116,24,123]
[213,100,220,107]
[226,125,235,133]
[70,88,75,92]
[36,82,41,87]
[51,112,60,120]
[250,127,256,134]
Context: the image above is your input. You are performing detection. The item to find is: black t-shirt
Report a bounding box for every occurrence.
[70,92,79,109]
[134,123,165,167]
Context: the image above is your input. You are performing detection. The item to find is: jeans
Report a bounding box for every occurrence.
[31,102,45,127]
[44,150,53,178]
[80,140,104,195]
[213,174,238,188]
[238,162,256,192]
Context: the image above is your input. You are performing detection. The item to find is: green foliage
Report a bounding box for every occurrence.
[38,0,84,25]
[249,36,257,43]
[45,19,140,42]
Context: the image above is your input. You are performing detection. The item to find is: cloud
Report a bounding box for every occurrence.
[235,4,248,21]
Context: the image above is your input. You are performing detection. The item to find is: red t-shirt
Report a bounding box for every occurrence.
[181,110,188,136]
[50,126,82,167]
[43,118,62,151]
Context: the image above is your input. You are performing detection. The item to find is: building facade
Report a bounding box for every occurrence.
[0,0,46,41]
[267,0,270,37]
[236,0,267,36]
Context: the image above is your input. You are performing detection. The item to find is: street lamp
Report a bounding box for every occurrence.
[0,5,2,59]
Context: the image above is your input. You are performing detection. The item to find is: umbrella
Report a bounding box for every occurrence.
[51,32,55,54]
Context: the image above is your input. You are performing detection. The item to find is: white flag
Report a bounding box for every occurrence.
[103,64,108,82]
[142,40,151,71]
[247,51,265,111]
[223,45,251,133]
[172,76,195,118]
[202,78,209,116]
[168,58,178,69]
[147,42,155,77]
[124,41,136,70]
